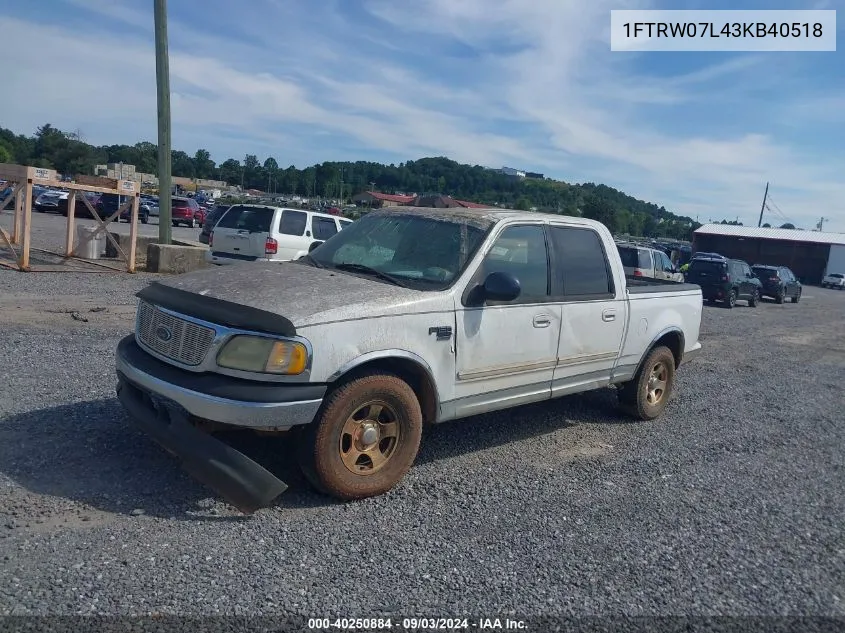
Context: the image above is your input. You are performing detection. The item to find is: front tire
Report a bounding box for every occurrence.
[749,288,759,307]
[298,372,423,500]
[791,291,800,304]
[617,346,676,421]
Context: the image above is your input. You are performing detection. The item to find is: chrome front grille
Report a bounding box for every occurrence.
[136,300,216,366]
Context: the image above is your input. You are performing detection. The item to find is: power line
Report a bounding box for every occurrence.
[764,195,795,226]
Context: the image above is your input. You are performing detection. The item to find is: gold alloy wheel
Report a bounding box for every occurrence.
[339,401,400,475]
[646,361,669,405]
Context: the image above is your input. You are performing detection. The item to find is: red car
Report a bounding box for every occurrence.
[171,196,203,227]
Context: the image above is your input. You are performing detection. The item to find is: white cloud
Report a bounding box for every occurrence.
[3,0,844,230]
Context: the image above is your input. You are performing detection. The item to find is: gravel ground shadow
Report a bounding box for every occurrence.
[0,386,631,518]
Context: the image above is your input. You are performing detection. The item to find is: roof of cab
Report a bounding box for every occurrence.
[372,205,610,232]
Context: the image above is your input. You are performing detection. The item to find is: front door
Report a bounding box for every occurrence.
[453,223,561,417]
[546,224,628,393]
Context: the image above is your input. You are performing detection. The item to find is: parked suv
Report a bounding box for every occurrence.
[751,265,802,303]
[170,197,202,227]
[822,272,845,290]
[686,254,762,308]
[207,205,353,265]
[616,243,683,282]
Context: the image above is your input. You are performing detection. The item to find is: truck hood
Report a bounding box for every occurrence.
[147,261,440,329]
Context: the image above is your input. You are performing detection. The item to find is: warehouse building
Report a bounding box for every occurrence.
[692,224,845,285]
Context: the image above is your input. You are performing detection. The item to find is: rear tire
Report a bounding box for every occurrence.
[297,372,423,500]
[617,346,676,421]
[725,289,737,309]
[791,291,800,304]
[776,290,785,304]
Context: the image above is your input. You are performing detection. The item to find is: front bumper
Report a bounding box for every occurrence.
[115,335,324,429]
[115,334,328,511]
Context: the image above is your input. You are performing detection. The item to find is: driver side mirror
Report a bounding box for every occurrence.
[482,271,521,302]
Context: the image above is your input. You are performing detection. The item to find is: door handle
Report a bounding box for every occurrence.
[602,309,616,322]
[533,314,552,328]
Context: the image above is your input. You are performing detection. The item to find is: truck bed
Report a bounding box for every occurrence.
[626,275,701,294]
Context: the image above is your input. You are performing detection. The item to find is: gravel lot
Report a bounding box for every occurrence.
[0,268,843,624]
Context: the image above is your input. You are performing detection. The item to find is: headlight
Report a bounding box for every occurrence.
[216,335,308,375]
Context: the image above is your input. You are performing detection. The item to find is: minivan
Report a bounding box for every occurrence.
[207,205,353,265]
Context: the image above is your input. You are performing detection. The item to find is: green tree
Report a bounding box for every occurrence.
[171,150,194,177]
[0,141,13,163]
[581,194,618,233]
[780,222,795,229]
[193,149,214,179]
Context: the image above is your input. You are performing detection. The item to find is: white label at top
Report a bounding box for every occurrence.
[610,10,836,51]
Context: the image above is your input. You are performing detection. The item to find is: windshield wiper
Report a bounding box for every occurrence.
[332,263,408,287]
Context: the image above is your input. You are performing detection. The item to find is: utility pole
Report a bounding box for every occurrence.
[818,217,827,231]
[154,0,172,244]
[757,181,769,228]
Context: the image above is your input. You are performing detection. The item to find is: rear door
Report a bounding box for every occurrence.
[733,261,753,297]
[548,223,627,392]
[275,209,309,259]
[782,268,799,296]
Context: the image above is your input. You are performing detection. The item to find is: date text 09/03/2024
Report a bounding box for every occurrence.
[307,617,527,630]
[622,21,823,38]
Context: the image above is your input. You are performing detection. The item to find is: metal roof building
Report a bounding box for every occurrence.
[692,224,845,284]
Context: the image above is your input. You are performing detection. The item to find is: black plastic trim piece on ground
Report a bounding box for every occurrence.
[117,375,288,513]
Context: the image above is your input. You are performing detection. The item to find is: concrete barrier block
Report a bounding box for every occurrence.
[146,243,210,274]
[106,232,159,264]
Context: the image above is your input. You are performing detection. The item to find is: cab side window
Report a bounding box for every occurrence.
[548,226,614,298]
[473,225,549,301]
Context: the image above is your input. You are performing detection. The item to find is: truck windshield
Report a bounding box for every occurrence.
[307,213,490,290]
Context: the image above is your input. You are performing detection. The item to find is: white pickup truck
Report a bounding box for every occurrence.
[115,207,703,512]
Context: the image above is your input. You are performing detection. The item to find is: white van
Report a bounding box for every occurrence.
[206,205,353,265]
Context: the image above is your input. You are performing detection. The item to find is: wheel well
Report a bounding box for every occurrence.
[331,358,439,425]
[653,331,684,368]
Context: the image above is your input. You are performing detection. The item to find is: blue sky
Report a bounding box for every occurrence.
[1,0,843,228]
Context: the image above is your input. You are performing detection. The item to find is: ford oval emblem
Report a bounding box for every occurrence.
[155,325,173,342]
